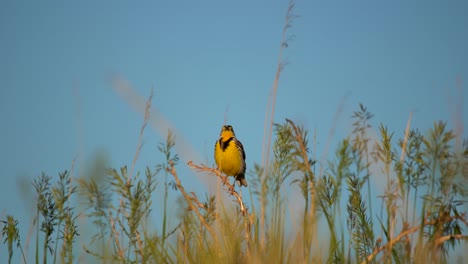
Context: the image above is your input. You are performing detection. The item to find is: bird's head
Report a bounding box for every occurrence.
[220,125,236,140]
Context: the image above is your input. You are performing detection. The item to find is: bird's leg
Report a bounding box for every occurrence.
[228,178,236,194]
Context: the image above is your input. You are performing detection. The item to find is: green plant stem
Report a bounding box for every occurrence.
[406,181,410,222]
[35,213,39,264]
[162,173,168,249]
[52,220,62,264]
[367,177,372,221]
[365,153,373,221]
[43,232,49,264]
[19,244,27,264]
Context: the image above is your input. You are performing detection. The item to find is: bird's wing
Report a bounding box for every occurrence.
[235,139,246,160]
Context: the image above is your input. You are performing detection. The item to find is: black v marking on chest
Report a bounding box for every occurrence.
[219,137,234,151]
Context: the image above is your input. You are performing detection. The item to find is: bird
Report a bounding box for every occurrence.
[214,125,248,187]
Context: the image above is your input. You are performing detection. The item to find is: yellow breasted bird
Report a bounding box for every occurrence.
[214,125,248,187]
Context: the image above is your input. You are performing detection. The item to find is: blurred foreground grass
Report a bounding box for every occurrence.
[2,104,467,263]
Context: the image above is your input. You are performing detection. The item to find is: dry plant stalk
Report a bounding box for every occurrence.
[260,0,297,249]
[399,112,413,163]
[435,234,467,246]
[135,230,144,262]
[110,89,153,262]
[108,210,125,261]
[116,198,145,260]
[187,160,252,258]
[286,119,317,243]
[23,208,37,261]
[187,161,247,215]
[128,88,153,185]
[363,214,468,264]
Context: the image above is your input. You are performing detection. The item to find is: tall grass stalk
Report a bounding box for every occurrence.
[261,0,298,250]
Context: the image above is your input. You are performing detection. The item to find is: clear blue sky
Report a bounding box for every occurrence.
[1,0,467,260]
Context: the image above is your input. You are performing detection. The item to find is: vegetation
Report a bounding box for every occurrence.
[2,100,467,263]
[2,1,467,263]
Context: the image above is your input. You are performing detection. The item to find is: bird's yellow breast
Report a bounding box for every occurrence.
[215,138,244,176]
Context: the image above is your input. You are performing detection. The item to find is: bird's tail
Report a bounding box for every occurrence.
[236,174,248,187]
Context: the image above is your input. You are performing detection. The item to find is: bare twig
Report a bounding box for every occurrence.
[364,223,424,264]
[434,234,468,246]
[363,215,468,264]
[189,159,252,259]
[188,192,207,210]
[187,161,247,215]
[188,161,252,257]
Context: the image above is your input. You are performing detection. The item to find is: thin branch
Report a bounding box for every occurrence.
[187,161,247,215]
[189,161,253,256]
[364,223,425,264]
[364,215,467,264]
[435,234,468,246]
[163,223,181,241]
[188,192,207,210]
